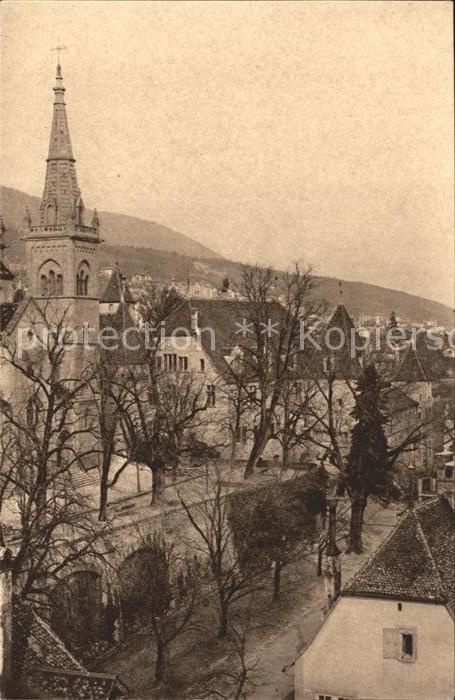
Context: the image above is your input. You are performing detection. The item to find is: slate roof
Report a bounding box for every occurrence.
[100,267,135,304]
[0,260,15,281]
[343,496,455,606]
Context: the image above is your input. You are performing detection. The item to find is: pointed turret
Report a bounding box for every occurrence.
[39,63,82,227]
[23,63,101,305]
[91,208,100,230]
[22,206,32,230]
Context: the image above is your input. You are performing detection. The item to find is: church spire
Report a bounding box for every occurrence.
[40,62,81,226]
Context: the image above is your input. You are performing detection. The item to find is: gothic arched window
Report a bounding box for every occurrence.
[56,274,63,296]
[40,275,48,297]
[48,270,56,297]
[76,262,90,297]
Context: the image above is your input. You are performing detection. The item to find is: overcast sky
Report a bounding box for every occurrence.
[1,1,453,305]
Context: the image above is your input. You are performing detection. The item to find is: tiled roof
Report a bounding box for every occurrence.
[0,260,15,281]
[13,603,128,698]
[343,496,455,605]
[100,268,135,304]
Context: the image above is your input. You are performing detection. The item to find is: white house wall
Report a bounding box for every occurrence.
[294,595,454,700]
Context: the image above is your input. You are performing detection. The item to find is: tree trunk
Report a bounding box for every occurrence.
[316,542,323,577]
[347,497,366,554]
[98,478,108,521]
[244,428,269,479]
[272,560,282,601]
[154,637,166,684]
[217,595,228,638]
[150,467,164,506]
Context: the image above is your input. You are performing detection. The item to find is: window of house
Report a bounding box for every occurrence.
[206,384,216,407]
[383,628,417,662]
[164,353,177,371]
[421,476,432,493]
[200,358,205,372]
[178,356,188,371]
[156,356,162,371]
[445,466,453,480]
[401,633,413,659]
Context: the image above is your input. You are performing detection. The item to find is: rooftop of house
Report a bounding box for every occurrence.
[383,385,418,415]
[162,299,362,381]
[343,495,455,607]
[13,602,128,698]
[162,297,286,379]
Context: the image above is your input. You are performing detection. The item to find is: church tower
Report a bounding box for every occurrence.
[22,62,101,337]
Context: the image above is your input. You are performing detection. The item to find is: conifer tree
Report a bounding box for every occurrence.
[346,363,389,553]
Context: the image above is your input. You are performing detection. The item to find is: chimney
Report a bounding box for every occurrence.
[0,545,13,699]
[190,309,199,335]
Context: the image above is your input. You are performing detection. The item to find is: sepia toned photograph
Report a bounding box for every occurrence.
[0,1,454,699]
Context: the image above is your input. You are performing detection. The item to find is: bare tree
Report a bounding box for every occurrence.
[226,265,322,479]
[118,531,199,685]
[0,307,109,603]
[193,605,260,700]
[180,479,261,638]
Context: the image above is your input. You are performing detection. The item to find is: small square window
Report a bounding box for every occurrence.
[200,358,205,372]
